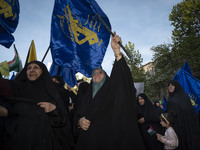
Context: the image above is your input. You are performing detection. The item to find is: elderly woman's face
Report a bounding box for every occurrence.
[168,83,175,93]
[92,69,104,83]
[27,63,43,81]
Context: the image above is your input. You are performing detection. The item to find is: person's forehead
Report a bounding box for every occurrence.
[28,63,40,67]
[94,68,102,72]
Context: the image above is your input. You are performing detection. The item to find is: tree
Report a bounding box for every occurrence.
[123,41,145,82]
[145,0,200,100]
[144,43,175,100]
[169,0,200,78]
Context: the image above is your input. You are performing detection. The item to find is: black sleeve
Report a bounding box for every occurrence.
[47,105,68,127]
[0,77,13,96]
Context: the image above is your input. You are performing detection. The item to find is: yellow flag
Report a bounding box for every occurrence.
[0,61,9,76]
[25,40,37,65]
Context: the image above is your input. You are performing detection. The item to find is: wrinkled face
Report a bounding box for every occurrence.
[168,83,175,93]
[27,63,43,81]
[92,69,105,83]
[138,96,145,106]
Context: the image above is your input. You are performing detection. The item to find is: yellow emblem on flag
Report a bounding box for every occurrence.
[0,0,13,18]
[57,5,100,46]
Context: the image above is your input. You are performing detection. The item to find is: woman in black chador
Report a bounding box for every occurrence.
[0,61,74,150]
[51,75,77,115]
[73,32,145,150]
[166,80,200,150]
[137,93,164,150]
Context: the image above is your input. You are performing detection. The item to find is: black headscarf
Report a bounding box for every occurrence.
[3,61,74,150]
[12,61,58,103]
[73,56,145,150]
[137,93,161,122]
[167,80,200,150]
[52,75,65,87]
[154,100,160,105]
[137,93,164,150]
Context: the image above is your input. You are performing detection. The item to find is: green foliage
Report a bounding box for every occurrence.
[121,0,200,100]
[170,0,200,43]
[145,0,200,100]
[144,43,174,100]
[170,0,200,78]
[123,41,145,82]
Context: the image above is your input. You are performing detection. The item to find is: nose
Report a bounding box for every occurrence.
[29,68,34,72]
[95,72,100,76]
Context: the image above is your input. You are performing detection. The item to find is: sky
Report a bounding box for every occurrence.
[0,0,182,77]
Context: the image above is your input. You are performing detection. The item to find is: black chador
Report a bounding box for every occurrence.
[73,57,145,150]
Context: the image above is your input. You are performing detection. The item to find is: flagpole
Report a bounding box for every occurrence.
[96,14,132,59]
[41,45,50,62]
[25,44,31,65]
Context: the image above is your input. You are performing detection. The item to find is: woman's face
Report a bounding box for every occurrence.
[92,69,104,83]
[27,63,43,81]
[168,83,175,93]
[138,96,145,106]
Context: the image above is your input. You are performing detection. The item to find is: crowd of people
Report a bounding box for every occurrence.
[0,32,200,150]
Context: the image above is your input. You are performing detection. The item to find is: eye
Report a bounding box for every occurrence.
[27,66,32,70]
[33,66,40,69]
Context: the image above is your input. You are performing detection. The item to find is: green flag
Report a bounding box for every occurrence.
[8,44,22,72]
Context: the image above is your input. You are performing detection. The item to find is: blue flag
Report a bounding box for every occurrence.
[162,95,167,112]
[0,0,20,48]
[173,61,200,114]
[50,0,111,82]
[49,62,77,87]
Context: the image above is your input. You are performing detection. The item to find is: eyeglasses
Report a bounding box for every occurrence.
[92,70,103,76]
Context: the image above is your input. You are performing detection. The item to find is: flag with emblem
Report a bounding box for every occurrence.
[0,0,20,48]
[173,61,200,114]
[50,0,111,85]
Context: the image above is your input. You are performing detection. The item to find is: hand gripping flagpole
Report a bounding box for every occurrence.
[96,14,132,59]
